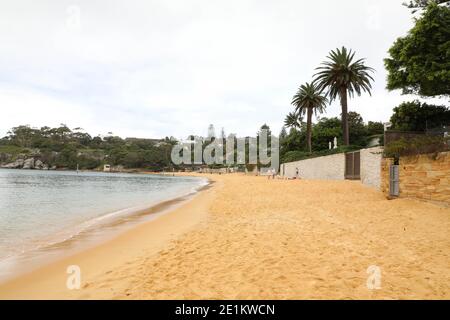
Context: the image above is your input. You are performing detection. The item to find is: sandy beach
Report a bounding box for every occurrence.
[0,173,449,299]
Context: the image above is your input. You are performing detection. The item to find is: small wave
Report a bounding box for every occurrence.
[0,176,210,283]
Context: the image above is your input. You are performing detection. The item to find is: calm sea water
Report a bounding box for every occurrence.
[0,169,207,279]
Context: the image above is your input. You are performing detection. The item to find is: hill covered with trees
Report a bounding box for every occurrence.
[0,125,176,171]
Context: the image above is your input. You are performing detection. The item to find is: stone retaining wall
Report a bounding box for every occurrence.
[381,152,450,205]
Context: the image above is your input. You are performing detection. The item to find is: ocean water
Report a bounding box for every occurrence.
[0,169,207,280]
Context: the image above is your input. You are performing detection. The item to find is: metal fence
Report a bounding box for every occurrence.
[384,131,426,146]
[385,125,450,146]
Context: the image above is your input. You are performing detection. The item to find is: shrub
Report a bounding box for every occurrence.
[384,135,450,158]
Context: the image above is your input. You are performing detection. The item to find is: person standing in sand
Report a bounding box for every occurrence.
[295,168,299,179]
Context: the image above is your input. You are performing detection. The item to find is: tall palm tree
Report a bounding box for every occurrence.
[291,82,328,153]
[284,112,302,130]
[314,47,374,146]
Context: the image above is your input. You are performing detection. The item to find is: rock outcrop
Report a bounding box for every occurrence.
[22,158,35,169]
[1,159,24,169]
[1,157,50,170]
[34,159,44,169]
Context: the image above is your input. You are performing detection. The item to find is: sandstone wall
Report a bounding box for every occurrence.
[381,152,450,205]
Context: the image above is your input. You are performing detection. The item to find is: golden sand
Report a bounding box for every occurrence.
[0,174,449,299]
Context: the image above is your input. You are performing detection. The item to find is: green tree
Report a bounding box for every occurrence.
[367,121,384,135]
[284,112,302,130]
[348,111,369,147]
[280,128,307,160]
[403,0,448,11]
[279,126,287,141]
[315,47,374,145]
[123,151,143,168]
[7,125,39,148]
[311,117,342,151]
[109,147,129,165]
[291,82,328,153]
[385,3,450,97]
[56,145,78,169]
[390,100,450,131]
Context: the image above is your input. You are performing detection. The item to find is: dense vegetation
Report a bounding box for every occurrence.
[385,3,450,97]
[389,100,450,132]
[283,45,375,162]
[384,135,449,158]
[280,112,384,163]
[382,2,450,158]
[281,2,449,164]
[0,125,176,171]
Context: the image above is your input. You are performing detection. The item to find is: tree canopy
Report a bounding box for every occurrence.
[279,111,383,163]
[389,100,450,131]
[314,47,374,145]
[403,0,449,11]
[385,3,450,97]
[0,125,176,170]
[284,112,302,130]
[291,82,328,153]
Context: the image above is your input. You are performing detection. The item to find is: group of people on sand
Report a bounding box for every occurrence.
[267,168,277,179]
[267,168,301,180]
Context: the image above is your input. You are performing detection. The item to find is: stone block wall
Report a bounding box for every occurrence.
[381,152,450,205]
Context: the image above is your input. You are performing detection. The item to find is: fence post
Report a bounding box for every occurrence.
[389,165,399,197]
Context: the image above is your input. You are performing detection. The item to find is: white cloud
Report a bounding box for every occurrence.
[0,0,445,139]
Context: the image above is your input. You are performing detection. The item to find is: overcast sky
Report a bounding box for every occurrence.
[0,0,445,139]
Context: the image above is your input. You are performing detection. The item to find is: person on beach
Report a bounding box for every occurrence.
[267,168,273,180]
[295,168,299,179]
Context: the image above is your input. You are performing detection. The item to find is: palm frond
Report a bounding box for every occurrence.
[284,112,302,129]
[291,82,328,116]
[313,47,375,101]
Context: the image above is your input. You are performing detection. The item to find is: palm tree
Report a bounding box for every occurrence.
[314,47,374,146]
[284,112,302,130]
[291,82,328,153]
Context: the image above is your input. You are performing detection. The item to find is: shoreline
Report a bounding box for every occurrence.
[0,174,213,292]
[0,166,181,175]
[0,173,218,299]
[1,174,449,299]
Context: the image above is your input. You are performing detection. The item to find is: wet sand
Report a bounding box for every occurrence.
[0,174,449,299]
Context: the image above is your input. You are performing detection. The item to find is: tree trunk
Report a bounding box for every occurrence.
[340,88,349,146]
[306,107,313,153]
